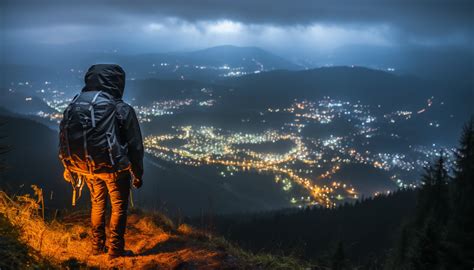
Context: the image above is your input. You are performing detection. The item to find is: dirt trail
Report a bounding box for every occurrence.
[62,213,233,269]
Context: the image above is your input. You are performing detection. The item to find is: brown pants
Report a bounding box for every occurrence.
[86,170,131,255]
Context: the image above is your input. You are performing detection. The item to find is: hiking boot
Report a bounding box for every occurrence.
[108,249,134,260]
[92,246,108,256]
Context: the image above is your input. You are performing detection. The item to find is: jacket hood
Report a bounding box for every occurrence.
[82,64,126,98]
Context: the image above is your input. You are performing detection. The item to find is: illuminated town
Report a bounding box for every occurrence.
[140,97,456,208]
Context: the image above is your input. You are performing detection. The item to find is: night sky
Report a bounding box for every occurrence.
[2,0,473,70]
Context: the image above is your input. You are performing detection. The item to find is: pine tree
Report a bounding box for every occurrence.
[331,241,347,270]
[388,224,412,270]
[416,155,450,227]
[0,122,9,172]
[443,117,474,268]
[430,156,450,224]
[410,217,441,270]
[404,156,449,270]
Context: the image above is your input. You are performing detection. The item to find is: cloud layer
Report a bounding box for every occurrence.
[2,0,473,56]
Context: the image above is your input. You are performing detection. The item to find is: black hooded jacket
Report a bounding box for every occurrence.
[82,64,144,180]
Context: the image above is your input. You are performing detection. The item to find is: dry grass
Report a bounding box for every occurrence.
[0,189,309,269]
[0,189,91,268]
[0,213,53,269]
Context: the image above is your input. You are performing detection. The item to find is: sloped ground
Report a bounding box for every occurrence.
[61,214,238,269]
[0,190,307,269]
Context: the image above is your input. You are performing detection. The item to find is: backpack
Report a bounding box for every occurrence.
[59,90,127,177]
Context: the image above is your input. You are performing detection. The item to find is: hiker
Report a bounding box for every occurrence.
[59,64,144,259]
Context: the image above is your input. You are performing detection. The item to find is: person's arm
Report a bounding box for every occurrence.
[122,105,144,181]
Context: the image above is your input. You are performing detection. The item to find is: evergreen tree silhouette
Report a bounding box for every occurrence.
[388,117,474,269]
[387,224,411,270]
[398,156,449,270]
[410,216,442,270]
[415,155,450,227]
[0,122,9,172]
[444,117,474,268]
[331,241,347,270]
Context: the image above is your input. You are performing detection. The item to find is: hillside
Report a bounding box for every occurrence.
[138,158,290,216]
[0,64,62,86]
[0,113,68,207]
[220,66,453,110]
[0,191,307,269]
[126,79,225,105]
[208,189,417,266]
[0,88,56,116]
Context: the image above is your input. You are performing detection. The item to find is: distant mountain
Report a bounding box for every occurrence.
[126,79,224,105]
[74,45,301,82]
[2,46,302,86]
[0,64,85,98]
[0,64,61,86]
[219,66,456,110]
[0,88,56,115]
[177,45,301,70]
[131,67,409,107]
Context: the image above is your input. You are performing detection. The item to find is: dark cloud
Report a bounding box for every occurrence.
[3,0,473,37]
[2,0,473,63]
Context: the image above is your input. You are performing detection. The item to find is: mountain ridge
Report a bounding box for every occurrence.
[218,65,452,110]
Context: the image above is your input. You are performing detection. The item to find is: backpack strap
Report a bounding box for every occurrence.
[82,92,100,174]
[91,91,102,103]
[63,96,76,121]
[89,91,102,128]
[71,94,80,103]
[99,91,115,100]
[105,132,116,166]
[62,105,75,158]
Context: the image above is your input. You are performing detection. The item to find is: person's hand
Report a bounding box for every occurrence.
[132,178,143,189]
[63,170,73,182]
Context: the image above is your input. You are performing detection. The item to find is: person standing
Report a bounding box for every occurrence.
[59,64,144,260]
